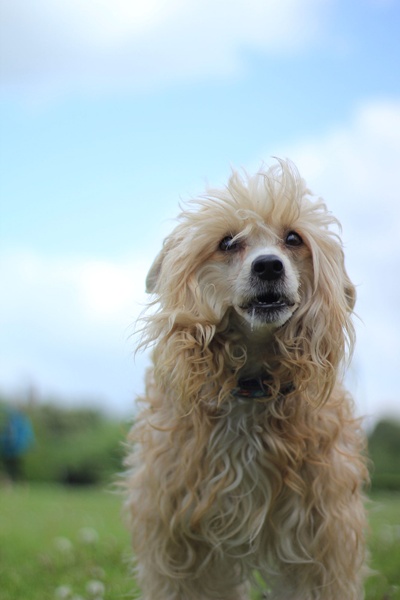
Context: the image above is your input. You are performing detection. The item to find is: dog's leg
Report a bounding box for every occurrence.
[136,571,250,600]
[134,543,252,599]
[261,495,366,600]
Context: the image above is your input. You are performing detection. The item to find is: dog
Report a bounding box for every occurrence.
[125,159,368,599]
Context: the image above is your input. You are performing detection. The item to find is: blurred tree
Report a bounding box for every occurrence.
[1,395,128,485]
[23,403,128,485]
[368,419,400,491]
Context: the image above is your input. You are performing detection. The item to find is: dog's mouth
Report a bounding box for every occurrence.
[240,292,293,312]
[237,291,296,327]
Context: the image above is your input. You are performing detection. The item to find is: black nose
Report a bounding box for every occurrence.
[251,254,284,281]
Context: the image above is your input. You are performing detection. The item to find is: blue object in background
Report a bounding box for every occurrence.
[0,407,34,458]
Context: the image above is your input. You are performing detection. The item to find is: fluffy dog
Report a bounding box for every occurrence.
[125,160,368,600]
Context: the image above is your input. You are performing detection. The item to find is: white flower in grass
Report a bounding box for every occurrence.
[379,524,395,544]
[86,579,106,596]
[79,527,99,544]
[54,537,74,553]
[55,585,72,599]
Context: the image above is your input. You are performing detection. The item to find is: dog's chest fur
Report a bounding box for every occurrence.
[179,397,303,556]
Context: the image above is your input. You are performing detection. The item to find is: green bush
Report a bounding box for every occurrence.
[2,402,129,485]
[368,419,400,492]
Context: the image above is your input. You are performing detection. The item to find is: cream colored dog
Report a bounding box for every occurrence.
[125,160,368,600]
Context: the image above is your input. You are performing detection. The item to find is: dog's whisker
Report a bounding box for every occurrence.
[250,307,256,333]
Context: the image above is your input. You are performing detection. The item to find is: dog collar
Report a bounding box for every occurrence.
[232,376,294,399]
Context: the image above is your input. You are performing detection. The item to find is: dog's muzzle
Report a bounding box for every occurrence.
[237,253,297,325]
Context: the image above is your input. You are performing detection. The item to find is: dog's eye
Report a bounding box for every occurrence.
[219,235,240,252]
[285,231,303,247]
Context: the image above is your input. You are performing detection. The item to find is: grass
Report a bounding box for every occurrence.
[365,493,400,600]
[0,485,399,599]
[0,483,135,600]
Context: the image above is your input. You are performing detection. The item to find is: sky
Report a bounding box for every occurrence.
[1,0,399,427]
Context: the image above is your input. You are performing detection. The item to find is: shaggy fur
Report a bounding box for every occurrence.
[125,160,368,600]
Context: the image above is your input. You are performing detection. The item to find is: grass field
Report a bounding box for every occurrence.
[0,485,399,600]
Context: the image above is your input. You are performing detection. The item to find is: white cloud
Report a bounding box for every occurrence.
[285,99,400,263]
[0,250,151,413]
[288,100,400,208]
[1,0,329,96]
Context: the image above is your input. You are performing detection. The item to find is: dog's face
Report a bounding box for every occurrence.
[145,164,326,337]
[203,226,309,333]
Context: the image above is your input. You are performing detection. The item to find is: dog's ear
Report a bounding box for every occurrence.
[146,236,176,293]
[345,279,356,312]
[146,249,165,293]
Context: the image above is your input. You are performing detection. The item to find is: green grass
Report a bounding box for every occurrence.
[0,484,135,600]
[365,493,400,600]
[0,486,399,599]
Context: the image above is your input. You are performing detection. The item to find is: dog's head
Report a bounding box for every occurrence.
[143,160,355,407]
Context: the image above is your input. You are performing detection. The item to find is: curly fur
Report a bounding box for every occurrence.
[125,159,368,599]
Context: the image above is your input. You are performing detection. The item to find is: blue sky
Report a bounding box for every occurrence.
[1,0,399,425]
